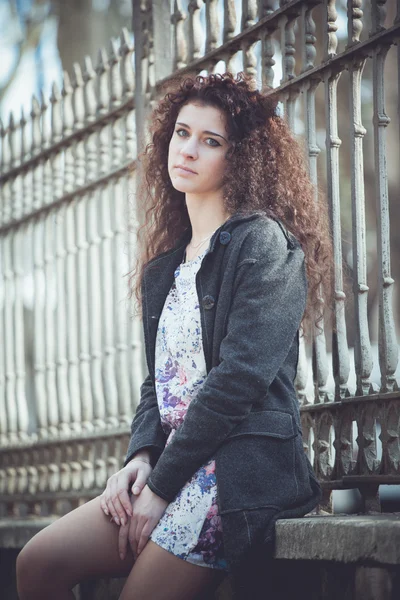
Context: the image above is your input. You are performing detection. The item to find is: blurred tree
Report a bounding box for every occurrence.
[0,0,132,105]
[53,0,132,74]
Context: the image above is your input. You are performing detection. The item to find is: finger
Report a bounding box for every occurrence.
[137,522,152,555]
[117,485,133,518]
[99,492,109,517]
[118,520,130,561]
[113,470,137,522]
[129,516,139,559]
[108,477,129,526]
[111,491,128,527]
[105,478,120,525]
[131,469,149,496]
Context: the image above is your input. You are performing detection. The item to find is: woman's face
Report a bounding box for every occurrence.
[168,102,230,198]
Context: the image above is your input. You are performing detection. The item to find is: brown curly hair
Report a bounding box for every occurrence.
[129,72,333,330]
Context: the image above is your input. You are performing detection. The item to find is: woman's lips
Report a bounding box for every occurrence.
[175,166,197,175]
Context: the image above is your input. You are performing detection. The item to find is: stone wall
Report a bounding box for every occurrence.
[2,515,400,599]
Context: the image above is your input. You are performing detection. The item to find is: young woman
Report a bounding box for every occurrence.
[16,72,332,600]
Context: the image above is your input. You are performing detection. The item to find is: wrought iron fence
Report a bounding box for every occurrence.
[0,0,399,521]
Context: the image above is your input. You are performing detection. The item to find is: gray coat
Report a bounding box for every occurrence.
[124,210,321,572]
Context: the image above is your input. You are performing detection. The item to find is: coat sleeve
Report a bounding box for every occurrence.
[146,226,308,502]
[124,373,168,468]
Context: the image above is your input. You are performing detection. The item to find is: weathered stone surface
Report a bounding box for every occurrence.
[275,515,400,565]
[3,514,400,567]
[0,518,54,549]
[2,515,400,599]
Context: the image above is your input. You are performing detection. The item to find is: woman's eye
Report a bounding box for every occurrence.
[175,129,220,147]
[206,138,221,147]
[176,128,188,137]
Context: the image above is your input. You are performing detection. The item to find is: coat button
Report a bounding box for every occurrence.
[219,231,231,245]
[202,295,215,310]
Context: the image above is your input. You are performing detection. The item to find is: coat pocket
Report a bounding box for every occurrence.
[215,410,299,513]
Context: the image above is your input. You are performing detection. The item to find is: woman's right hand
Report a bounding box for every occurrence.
[100,452,153,526]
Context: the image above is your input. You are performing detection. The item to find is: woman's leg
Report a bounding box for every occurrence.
[17,496,227,600]
[16,496,134,600]
[119,540,226,600]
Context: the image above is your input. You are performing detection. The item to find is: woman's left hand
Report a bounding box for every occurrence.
[118,484,168,560]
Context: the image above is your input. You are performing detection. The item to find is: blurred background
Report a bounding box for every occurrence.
[0,0,132,119]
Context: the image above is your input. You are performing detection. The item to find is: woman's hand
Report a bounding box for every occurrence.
[100,453,153,526]
[118,485,168,560]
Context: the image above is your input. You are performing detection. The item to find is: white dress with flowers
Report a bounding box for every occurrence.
[149,246,228,571]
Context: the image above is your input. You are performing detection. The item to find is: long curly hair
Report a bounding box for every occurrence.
[129,72,333,330]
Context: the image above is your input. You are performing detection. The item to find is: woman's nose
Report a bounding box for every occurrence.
[180,139,198,159]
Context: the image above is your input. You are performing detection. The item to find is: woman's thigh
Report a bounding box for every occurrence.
[120,540,227,600]
[17,496,134,591]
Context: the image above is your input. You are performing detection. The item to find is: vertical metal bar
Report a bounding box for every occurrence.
[0,120,10,227]
[31,97,42,212]
[3,233,18,444]
[280,10,298,121]
[73,62,94,433]
[20,108,30,219]
[84,55,106,429]
[97,47,119,428]
[261,24,276,90]
[349,56,374,395]
[241,0,258,80]
[62,70,81,434]
[325,68,351,400]
[324,0,338,61]
[324,3,351,400]
[152,0,173,81]
[346,2,374,395]
[172,0,188,70]
[40,96,57,440]
[242,0,257,33]
[41,91,52,208]
[205,0,219,53]
[120,30,143,411]
[43,211,58,437]
[51,80,70,436]
[347,0,363,47]
[372,40,398,392]
[32,102,48,439]
[224,0,237,44]
[120,29,136,162]
[0,259,6,445]
[64,198,81,433]
[9,113,21,223]
[50,83,64,201]
[110,39,132,427]
[0,121,7,446]
[13,226,28,440]
[62,72,75,196]
[281,11,296,83]
[304,75,332,403]
[188,0,203,62]
[54,202,71,436]
[32,216,48,440]
[301,2,316,73]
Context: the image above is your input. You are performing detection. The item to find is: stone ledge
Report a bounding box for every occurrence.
[0,518,54,549]
[2,514,400,568]
[275,514,400,565]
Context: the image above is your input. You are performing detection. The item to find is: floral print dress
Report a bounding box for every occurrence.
[149,246,228,571]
